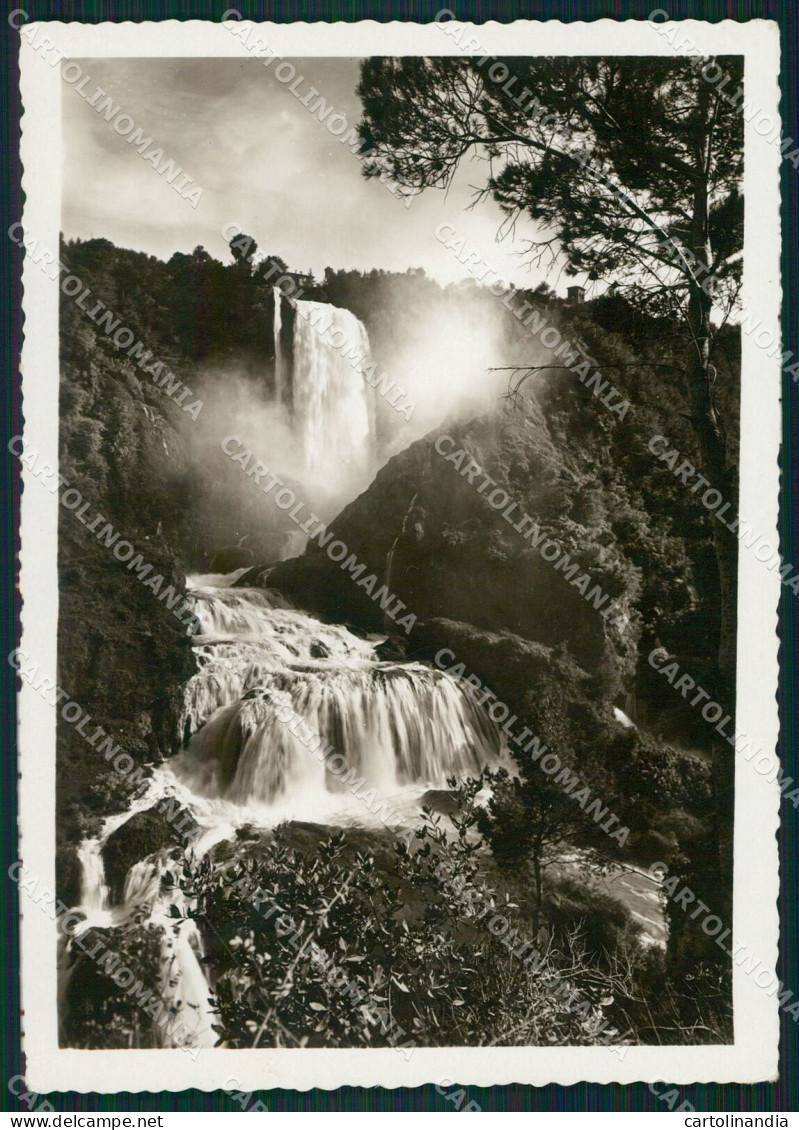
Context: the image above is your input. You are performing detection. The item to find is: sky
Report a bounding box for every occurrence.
[61,56,557,289]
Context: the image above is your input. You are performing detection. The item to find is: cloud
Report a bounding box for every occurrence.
[62,56,550,289]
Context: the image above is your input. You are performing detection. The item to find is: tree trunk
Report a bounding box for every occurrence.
[686,86,736,918]
[532,855,543,933]
[686,283,738,695]
[685,302,736,919]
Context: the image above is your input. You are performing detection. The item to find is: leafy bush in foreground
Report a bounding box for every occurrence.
[174,808,627,1050]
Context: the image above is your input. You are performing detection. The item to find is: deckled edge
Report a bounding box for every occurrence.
[14,13,783,1095]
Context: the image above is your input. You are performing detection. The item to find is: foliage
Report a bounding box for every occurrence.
[172,814,630,1049]
[476,765,604,928]
[357,54,743,710]
[357,56,742,315]
[57,230,734,1033]
[60,235,737,705]
[409,615,713,872]
[543,875,639,965]
[229,232,258,265]
[306,264,738,698]
[157,778,731,1048]
[62,924,165,1048]
[608,729,711,818]
[608,943,732,1045]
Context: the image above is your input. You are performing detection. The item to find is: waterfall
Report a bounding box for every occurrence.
[76,839,110,912]
[178,662,500,814]
[189,584,296,639]
[122,856,166,907]
[64,570,667,1048]
[68,836,220,1051]
[290,300,373,482]
[119,849,218,1048]
[64,573,504,1050]
[273,287,285,405]
[159,919,218,1049]
[176,580,501,820]
[180,584,377,735]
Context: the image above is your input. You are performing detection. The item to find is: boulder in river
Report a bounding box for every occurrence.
[102,804,194,904]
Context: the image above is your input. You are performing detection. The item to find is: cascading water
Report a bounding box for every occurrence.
[64,781,222,1051]
[76,839,110,912]
[290,300,373,482]
[273,287,285,405]
[60,288,671,1047]
[177,662,499,815]
[174,579,502,822]
[65,570,504,1048]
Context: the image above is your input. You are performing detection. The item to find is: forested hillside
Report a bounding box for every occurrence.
[56,235,739,1044]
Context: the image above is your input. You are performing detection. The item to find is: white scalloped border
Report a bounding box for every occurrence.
[16,15,782,1094]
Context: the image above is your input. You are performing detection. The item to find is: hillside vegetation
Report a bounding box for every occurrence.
[57,236,738,1041]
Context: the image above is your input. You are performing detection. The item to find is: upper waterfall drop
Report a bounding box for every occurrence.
[273,287,286,405]
[289,299,373,483]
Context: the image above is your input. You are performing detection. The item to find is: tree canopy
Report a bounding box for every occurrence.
[358,56,743,318]
[358,55,743,691]
[229,231,258,265]
[358,54,744,908]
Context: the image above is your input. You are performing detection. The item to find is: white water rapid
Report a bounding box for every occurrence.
[64,797,220,1051]
[76,839,110,912]
[175,577,502,821]
[67,571,503,1049]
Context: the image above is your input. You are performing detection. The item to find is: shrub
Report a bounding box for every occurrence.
[543,874,639,963]
[172,816,627,1050]
[62,924,164,1048]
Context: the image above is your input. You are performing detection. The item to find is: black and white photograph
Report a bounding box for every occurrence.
[13,14,782,1095]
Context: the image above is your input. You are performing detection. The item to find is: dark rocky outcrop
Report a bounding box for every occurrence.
[409,616,712,869]
[102,805,192,903]
[270,393,640,692]
[409,615,616,763]
[409,616,604,718]
[57,243,200,897]
[209,544,255,573]
[374,635,408,661]
[56,538,196,897]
